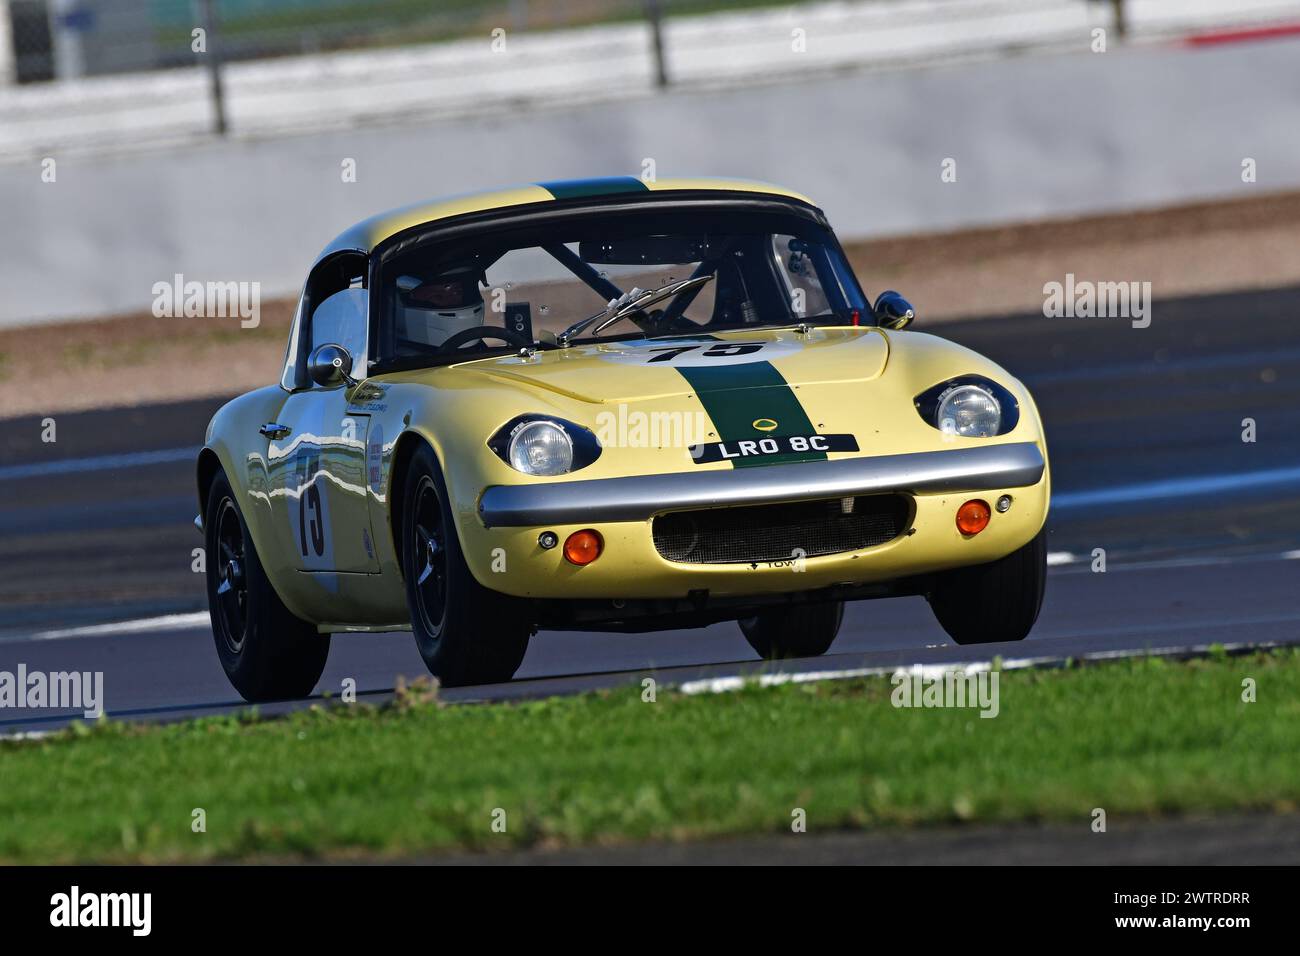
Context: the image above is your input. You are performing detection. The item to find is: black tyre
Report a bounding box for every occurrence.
[205,470,330,702]
[400,443,531,686]
[927,529,1047,645]
[739,601,844,660]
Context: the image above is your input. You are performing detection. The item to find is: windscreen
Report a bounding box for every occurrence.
[376,206,868,367]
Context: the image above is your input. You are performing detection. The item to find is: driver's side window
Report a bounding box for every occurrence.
[311,288,367,363]
[300,252,368,387]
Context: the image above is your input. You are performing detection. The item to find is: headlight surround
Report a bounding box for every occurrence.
[914,375,1019,437]
[507,420,573,476]
[488,415,602,476]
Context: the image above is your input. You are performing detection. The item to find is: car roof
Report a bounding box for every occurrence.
[315,177,818,265]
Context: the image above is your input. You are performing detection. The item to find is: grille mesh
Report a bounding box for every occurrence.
[652,495,910,565]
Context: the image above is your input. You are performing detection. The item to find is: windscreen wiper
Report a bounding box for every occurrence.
[557,275,714,347]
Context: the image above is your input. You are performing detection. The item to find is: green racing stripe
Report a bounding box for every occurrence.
[677,362,827,468]
[537,177,650,201]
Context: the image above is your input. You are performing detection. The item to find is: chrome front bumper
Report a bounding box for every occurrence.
[478,442,1045,528]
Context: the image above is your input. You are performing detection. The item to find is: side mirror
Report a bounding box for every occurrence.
[308,343,357,388]
[874,290,915,330]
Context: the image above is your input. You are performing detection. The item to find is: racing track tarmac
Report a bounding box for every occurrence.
[421,813,1300,865]
[2,284,1299,740]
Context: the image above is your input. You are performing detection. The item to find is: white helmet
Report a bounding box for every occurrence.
[396,265,486,348]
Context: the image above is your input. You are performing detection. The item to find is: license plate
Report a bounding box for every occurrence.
[688,434,858,464]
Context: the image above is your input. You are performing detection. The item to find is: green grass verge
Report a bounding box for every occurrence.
[2,650,1297,862]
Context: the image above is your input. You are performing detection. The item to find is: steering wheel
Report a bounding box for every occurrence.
[438,326,532,353]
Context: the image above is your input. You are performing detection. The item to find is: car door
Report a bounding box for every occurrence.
[265,284,381,575]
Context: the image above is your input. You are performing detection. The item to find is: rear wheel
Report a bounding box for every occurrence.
[205,470,329,701]
[927,529,1047,645]
[400,443,531,686]
[739,601,844,660]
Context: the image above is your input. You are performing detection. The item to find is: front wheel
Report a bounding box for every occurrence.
[400,443,531,686]
[739,602,844,660]
[927,529,1047,645]
[205,470,330,701]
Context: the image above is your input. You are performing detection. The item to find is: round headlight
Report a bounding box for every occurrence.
[937,385,1002,437]
[507,420,574,475]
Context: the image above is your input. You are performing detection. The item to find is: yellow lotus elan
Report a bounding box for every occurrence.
[197,177,1049,701]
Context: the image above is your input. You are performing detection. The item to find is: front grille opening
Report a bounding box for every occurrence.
[652,494,911,565]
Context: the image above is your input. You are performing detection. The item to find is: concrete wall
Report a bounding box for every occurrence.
[6,35,1300,326]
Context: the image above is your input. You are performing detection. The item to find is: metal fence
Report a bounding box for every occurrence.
[3,0,704,84]
[4,0,1297,159]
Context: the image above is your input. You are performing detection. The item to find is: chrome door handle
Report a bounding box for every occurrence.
[259,423,291,440]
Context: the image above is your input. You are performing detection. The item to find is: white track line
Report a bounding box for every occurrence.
[1052,463,1300,510]
[678,659,1004,696]
[1051,550,1299,574]
[0,447,197,481]
[29,611,210,641]
[678,640,1292,696]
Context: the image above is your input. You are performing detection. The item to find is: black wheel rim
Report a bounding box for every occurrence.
[410,475,448,638]
[213,497,248,655]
